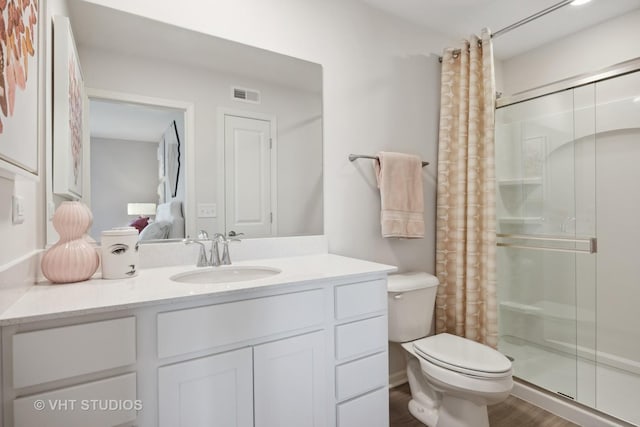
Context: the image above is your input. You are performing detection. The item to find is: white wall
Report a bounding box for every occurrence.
[0,177,41,266]
[499,9,640,96]
[89,138,160,240]
[79,46,324,238]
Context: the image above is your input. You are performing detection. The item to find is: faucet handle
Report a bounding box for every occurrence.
[198,230,210,239]
[228,230,244,237]
[219,236,241,265]
[183,239,208,267]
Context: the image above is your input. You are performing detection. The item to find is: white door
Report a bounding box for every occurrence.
[224,115,274,237]
[158,348,253,427]
[254,331,326,427]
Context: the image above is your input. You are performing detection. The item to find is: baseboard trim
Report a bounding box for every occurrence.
[388,371,407,389]
[512,379,636,427]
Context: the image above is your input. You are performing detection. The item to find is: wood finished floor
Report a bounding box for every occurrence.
[390,383,579,427]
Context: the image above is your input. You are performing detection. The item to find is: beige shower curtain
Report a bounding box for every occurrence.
[435,28,498,348]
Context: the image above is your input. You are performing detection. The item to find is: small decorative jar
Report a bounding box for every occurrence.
[101,227,139,279]
[41,201,100,284]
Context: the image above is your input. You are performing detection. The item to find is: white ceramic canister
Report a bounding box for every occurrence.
[101,227,140,279]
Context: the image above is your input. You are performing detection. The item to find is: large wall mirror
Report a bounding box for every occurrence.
[47,0,323,244]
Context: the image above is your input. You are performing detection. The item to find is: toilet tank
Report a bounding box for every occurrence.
[387,272,439,343]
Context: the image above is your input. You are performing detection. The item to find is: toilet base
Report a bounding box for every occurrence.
[436,394,489,427]
[408,398,438,427]
[407,395,490,427]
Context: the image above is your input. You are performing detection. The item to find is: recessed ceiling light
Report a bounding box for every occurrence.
[571,0,592,5]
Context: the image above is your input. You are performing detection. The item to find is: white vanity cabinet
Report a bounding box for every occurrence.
[254,331,326,427]
[2,317,138,427]
[333,279,390,427]
[158,330,326,427]
[156,289,327,427]
[158,347,254,427]
[0,268,391,427]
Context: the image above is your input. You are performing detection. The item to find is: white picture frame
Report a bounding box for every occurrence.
[53,15,85,198]
[0,0,41,176]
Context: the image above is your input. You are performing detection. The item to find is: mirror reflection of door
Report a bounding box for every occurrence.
[224,114,276,238]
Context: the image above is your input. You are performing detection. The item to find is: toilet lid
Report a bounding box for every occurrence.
[413,333,511,377]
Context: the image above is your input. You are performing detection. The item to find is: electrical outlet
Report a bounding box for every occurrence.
[12,195,25,224]
[197,203,217,218]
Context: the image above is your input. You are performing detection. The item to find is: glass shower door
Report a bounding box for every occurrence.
[495,86,597,404]
[591,70,640,425]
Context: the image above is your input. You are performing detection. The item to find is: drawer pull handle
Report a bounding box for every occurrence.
[393,293,403,300]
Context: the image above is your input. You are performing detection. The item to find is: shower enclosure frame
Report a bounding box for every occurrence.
[495,56,640,426]
[496,57,640,108]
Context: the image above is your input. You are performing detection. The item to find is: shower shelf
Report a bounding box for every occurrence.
[498,217,543,224]
[500,300,590,323]
[499,300,543,316]
[498,177,542,186]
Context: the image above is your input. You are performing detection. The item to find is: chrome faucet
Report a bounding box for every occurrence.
[184,233,241,267]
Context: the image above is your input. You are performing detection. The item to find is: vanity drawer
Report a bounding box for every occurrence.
[13,373,137,427]
[335,315,387,360]
[157,289,324,358]
[337,387,388,427]
[13,317,136,388]
[334,279,386,320]
[336,352,388,401]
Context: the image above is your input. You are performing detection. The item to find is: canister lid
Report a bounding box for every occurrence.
[102,227,138,237]
[387,272,439,292]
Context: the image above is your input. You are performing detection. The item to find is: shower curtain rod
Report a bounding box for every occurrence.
[438,0,575,63]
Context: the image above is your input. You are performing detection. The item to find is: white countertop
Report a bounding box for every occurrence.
[0,254,396,325]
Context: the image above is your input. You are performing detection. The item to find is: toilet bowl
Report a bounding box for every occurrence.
[388,273,513,427]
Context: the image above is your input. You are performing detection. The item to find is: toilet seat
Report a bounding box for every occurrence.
[413,333,512,379]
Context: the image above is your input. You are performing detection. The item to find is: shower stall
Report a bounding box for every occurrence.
[495,60,640,425]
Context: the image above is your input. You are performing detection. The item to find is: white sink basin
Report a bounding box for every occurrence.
[170,266,282,284]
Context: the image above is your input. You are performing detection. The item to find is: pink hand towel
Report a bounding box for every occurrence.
[374,151,424,238]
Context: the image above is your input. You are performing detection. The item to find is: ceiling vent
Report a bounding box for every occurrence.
[231,86,261,104]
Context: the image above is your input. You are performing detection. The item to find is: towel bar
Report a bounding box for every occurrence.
[348,154,429,167]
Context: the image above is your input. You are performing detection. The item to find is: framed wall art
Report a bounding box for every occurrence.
[0,0,41,175]
[163,120,181,199]
[53,15,85,198]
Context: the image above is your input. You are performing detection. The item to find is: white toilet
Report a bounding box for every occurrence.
[388,272,513,427]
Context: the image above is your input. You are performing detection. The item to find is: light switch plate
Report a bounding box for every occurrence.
[12,195,25,224]
[197,203,217,218]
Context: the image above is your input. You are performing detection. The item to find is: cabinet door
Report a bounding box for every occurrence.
[158,347,253,427]
[254,331,326,427]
